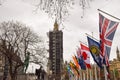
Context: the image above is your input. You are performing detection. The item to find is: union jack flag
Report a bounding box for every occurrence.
[99,13,119,65]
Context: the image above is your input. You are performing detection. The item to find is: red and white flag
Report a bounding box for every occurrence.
[76,47,81,58]
[80,43,91,69]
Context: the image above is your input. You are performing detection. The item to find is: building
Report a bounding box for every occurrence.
[48,21,63,80]
[109,47,120,80]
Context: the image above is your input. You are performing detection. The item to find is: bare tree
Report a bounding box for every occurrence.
[35,0,74,24]
[0,0,94,23]
[0,21,47,80]
[0,0,5,5]
[35,0,92,24]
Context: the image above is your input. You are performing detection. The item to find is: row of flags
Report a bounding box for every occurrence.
[66,13,119,80]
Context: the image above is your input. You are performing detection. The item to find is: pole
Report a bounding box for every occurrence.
[95,64,97,80]
[113,68,116,80]
[104,65,107,80]
[83,72,85,80]
[69,73,71,80]
[90,69,92,80]
[85,33,99,42]
[79,70,82,80]
[81,70,83,80]
[98,68,101,80]
[98,9,120,21]
[87,68,88,80]
[32,66,33,73]
[91,69,93,80]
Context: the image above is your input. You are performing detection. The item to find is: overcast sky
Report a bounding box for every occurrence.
[0,0,120,72]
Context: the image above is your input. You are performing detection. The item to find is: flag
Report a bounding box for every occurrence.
[66,64,74,76]
[78,56,86,70]
[103,53,109,66]
[106,67,110,79]
[76,47,86,70]
[99,13,119,60]
[87,36,103,68]
[69,62,80,77]
[76,47,81,58]
[72,55,80,69]
[80,43,91,69]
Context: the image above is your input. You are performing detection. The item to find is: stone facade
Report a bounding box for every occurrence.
[109,47,120,80]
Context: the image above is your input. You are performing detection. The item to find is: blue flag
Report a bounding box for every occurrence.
[87,36,103,68]
[78,56,86,70]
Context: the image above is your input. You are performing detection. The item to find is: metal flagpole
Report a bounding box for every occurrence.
[90,69,92,80]
[98,9,120,21]
[75,75,77,80]
[104,65,107,80]
[98,68,101,80]
[79,70,82,80]
[82,70,83,80]
[113,68,116,80]
[87,68,88,80]
[85,33,99,42]
[83,72,85,80]
[91,32,97,80]
[95,64,98,80]
[92,68,94,80]
[70,73,71,80]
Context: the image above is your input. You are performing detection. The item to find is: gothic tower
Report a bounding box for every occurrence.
[48,20,63,80]
[116,46,120,61]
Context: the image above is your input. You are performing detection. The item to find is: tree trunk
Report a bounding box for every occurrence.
[10,68,17,80]
[9,59,17,80]
[11,73,17,80]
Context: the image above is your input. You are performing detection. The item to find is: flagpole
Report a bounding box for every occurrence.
[95,64,98,80]
[98,68,101,80]
[70,73,72,80]
[87,68,88,80]
[80,70,82,80]
[76,75,77,80]
[78,70,81,80]
[83,71,85,80]
[90,32,98,80]
[81,70,83,80]
[104,65,107,80]
[113,68,116,80]
[79,41,88,46]
[91,68,93,80]
[98,9,120,21]
[90,69,92,80]
[85,33,99,42]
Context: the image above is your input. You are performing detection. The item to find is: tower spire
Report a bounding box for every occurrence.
[54,20,59,31]
[116,46,120,61]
